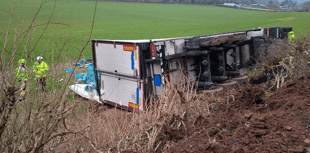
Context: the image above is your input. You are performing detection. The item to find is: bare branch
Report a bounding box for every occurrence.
[1,0,16,71]
[58,1,98,104]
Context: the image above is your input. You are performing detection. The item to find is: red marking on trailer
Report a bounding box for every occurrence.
[123,44,135,52]
[151,44,155,57]
[128,102,139,111]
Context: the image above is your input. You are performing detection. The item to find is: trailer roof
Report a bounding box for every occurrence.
[92,28,272,44]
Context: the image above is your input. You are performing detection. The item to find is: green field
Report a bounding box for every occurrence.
[1,0,310,64]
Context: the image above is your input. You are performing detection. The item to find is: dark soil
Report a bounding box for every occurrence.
[168,74,310,153]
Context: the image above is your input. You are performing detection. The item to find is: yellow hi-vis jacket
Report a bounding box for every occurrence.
[33,61,49,78]
[288,31,295,42]
[16,66,29,81]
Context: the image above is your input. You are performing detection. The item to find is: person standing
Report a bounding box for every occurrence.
[16,59,29,96]
[33,56,49,91]
[288,31,295,42]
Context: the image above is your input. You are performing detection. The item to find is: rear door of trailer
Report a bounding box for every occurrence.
[92,40,148,111]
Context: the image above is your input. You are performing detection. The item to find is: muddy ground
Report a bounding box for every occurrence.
[59,73,310,153]
[167,74,310,153]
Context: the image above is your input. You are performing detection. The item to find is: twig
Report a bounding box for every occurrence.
[1,0,15,71]
[80,132,104,153]
[58,1,98,103]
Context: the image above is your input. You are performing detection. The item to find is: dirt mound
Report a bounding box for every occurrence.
[168,75,310,153]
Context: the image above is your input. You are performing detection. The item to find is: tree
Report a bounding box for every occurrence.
[303,1,310,6]
[0,0,97,152]
[272,0,279,5]
[251,0,257,4]
[280,0,297,8]
[302,1,310,11]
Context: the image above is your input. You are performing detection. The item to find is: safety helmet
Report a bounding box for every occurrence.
[37,56,43,61]
[18,59,26,66]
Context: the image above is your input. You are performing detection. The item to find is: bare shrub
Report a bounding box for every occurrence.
[0,1,98,152]
[61,73,226,152]
[253,37,310,89]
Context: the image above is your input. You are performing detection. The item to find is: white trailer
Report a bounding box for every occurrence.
[71,27,292,112]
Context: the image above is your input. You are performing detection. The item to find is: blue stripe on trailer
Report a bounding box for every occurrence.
[154,75,162,86]
[136,88,139,105]
[131,52,134,70]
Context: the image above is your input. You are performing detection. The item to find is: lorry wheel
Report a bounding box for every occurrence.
[198,86,223,94]
[232,75,248,84]
[216,80,237,88]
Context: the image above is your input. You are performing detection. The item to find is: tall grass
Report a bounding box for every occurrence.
[61,74,228,152]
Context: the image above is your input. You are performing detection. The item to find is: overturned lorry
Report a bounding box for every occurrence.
[69,27,292,111]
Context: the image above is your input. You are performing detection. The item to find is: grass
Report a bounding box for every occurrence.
[1,0,310,66]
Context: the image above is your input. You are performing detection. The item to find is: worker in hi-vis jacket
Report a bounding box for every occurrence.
[33,56,49,91]
[288,31,295,42]
[16,59,29,96]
